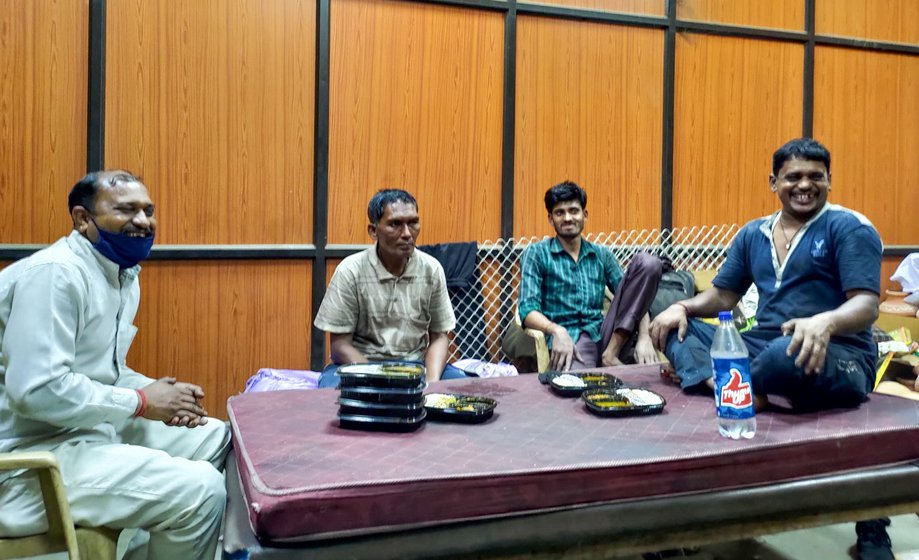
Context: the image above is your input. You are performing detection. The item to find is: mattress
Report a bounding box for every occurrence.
[226,364,919,542]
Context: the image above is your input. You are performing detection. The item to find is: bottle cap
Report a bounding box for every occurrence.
[718,311,733,322]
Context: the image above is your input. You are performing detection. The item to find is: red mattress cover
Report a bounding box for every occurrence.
[227,365,919,542]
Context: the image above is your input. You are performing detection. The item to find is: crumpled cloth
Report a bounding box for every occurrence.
[451,359,518,378]
[891,253,919,305]
[245,368,320,392]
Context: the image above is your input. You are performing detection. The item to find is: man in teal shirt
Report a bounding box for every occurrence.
[517,181,662,371]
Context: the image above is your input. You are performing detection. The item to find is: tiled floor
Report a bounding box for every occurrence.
[24,513,919,559]
[619,513,919,559]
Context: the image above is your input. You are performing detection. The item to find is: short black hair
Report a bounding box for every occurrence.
[544,180,587,213]
[68,171,140,213]
[367,189,418,224]
[772,138,831,176]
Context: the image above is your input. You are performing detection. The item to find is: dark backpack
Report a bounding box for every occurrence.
[649,270,695,318]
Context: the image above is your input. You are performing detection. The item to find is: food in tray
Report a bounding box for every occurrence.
[615,388,665,406]
[424,393,459,409]
[423,393,498,423]
[341,363,423,376]
[338,363,425,390]
[584,389,664,407]
[581,386,667,416]
[423,393,495,411]
[380,364,425,376]
[583,393,631,407]
[548,371,623,397]
[551,374,587,388]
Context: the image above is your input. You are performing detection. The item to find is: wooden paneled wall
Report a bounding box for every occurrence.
[328,0,504,245]
[524,0,664,16]
[1,0,917,417]
[105,0,315,245]
[102,0,316,413]
[678,0,804,30]
[816,0,919,45]
[131,261,312,419]
[673,34,803,228]
[813,47,919,247]
[0,1,87,244]
[515,16,663,237]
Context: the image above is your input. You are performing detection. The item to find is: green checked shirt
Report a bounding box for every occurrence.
[518,237,623,345]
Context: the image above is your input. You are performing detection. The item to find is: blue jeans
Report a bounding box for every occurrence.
[318,361,468,389]
[664,319,874,410]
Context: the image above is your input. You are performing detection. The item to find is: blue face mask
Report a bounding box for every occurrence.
[90,220,155,269]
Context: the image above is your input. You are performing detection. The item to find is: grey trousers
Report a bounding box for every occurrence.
[570,252,664,369]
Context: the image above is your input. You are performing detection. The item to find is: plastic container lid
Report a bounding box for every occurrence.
[337,411,426,432]
[337,397,425,418]
[338,362,425,389]
[339,382,427,404]
[718,311,733,322]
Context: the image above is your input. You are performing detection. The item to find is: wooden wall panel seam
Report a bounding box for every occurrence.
[803,0,815,137]
[500,1,518,240]
[87,0,106,172]
[660,0,676,231]
[311,0,332,371]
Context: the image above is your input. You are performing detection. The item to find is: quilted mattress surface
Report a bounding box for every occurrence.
[227,364,919,542]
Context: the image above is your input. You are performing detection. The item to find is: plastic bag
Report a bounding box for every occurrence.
[244,368,320,392]
[891,253,919,304]
[451,359,518,378]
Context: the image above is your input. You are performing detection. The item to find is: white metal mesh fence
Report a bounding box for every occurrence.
[447,224,740,363]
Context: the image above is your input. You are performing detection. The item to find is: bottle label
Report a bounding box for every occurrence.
[712,357,755,419]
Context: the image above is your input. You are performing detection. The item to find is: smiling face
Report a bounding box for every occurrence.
[368,200,420,265]
[548,199,587,241]
[72,172,156,242]
[770,157,831,223]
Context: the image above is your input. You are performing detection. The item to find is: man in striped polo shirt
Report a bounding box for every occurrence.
[315,189,467,387]
[516,181,662,372]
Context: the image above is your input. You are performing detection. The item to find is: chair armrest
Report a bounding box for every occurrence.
[514,312,551,372]
[0,451,79,555]
[0,451,58,471]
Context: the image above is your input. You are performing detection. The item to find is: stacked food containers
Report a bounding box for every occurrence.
[336,363,427,432]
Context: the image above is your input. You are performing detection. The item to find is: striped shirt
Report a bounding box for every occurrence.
[314,247,455,362]
[518,237,623,344]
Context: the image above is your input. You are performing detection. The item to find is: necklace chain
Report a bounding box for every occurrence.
[777,219,800,250]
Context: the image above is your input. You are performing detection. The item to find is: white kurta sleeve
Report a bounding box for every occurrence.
[115,366,156,390]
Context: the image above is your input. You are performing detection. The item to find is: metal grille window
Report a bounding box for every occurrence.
[447,224,740,363]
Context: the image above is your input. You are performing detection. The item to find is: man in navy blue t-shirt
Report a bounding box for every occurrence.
[650,137,890,559]
[650,137,881,410]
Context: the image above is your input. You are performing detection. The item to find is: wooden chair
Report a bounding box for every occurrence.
[0,451,120,560]
[509,287,615,373]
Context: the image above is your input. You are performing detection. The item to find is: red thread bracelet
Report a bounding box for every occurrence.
[134,389,148,418]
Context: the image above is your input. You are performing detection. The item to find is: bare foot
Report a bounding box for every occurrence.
[601,354,624,367]
[660,364,681,385]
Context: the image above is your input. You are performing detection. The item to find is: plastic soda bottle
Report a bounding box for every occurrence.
[710,311,756,439]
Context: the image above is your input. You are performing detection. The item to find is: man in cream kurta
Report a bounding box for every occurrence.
[0,171,230,560]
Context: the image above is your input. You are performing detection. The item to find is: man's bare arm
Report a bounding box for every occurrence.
[425,331,451,382]
[329,332,367,365]
[523,311,582,371]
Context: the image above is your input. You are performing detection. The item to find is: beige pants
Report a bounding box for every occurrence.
[0,418,230,560]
